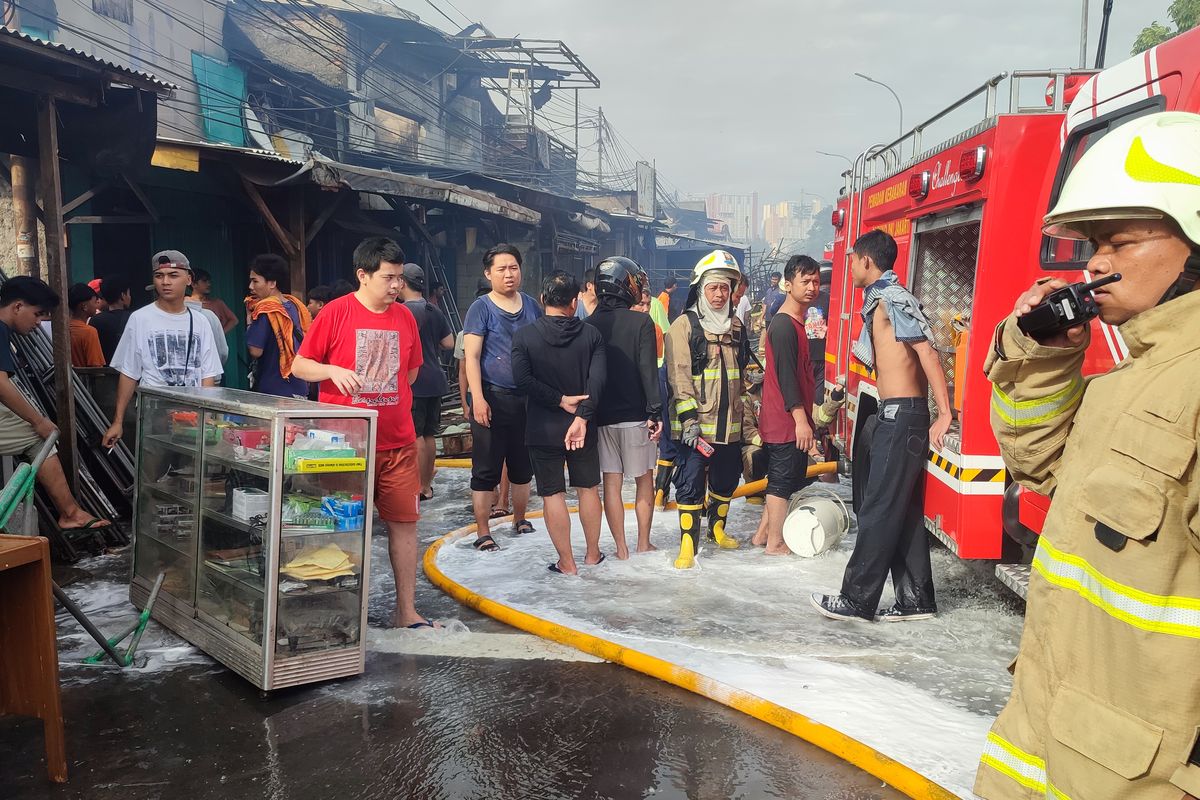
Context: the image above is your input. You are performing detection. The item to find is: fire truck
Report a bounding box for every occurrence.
[824,29,1200,597]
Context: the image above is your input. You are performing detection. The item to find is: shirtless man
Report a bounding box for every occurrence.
[811,229,950,622]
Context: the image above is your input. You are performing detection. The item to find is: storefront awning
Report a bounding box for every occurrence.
[299,156,540,226]
[151,139,541,226]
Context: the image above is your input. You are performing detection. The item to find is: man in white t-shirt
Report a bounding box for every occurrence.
[102,250,223,447]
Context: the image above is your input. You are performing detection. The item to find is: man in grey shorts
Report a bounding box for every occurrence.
[0,277,114,533]
[585,257,662,557]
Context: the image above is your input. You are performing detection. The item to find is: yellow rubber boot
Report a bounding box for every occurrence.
[707,492,739,550]
[674,503,703,569]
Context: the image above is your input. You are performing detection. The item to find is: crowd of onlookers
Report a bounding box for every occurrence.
[1,235,849,629]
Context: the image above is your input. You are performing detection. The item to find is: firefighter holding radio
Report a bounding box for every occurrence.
[976,112,1200,800]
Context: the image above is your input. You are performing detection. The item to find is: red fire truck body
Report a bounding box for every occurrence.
[825,31,1200,585]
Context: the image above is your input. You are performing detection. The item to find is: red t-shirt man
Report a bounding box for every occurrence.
[758,312,816,504]
[759,313,815,444]
[297,292,422,521]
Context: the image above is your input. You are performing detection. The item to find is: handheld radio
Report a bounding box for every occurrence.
[1017,274,1122,340]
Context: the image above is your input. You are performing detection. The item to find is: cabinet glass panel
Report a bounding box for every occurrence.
[135,395,201,604]
[195,411,274,647]
[275,417,370,657]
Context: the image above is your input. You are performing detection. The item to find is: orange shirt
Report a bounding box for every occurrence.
[657,290,671,312]
[69,319,105,367]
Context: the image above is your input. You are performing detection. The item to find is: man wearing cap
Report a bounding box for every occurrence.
[975,112,1200,800]
[67,283,104,368]
[102,250,223,447]
[89,275,133,363]
[399,262,453,501]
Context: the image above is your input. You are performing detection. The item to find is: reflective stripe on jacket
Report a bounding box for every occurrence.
[976,291,1200,800]
[664,314,745,445]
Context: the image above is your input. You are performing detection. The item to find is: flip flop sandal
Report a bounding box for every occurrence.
[471,534,500,552]
[60,517,112,533]
[512,520,536,536]
[419,490,434,502]
[548,563,565,574]
[489,508,511,520]
[406,620,435,629]
[586,553,606,566]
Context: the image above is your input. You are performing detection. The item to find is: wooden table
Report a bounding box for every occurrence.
[0,534,66,782]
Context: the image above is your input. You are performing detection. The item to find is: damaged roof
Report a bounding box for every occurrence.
[0,26,175,94]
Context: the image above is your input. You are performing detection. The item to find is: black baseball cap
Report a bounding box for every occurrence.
[401,263,425,292]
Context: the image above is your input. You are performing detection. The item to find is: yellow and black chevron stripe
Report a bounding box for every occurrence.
[928,452,1005,484]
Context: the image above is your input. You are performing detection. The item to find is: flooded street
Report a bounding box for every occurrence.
[0,469,902,800]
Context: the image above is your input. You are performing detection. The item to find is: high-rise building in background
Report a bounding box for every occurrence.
[705,193,760,244]
[762,198,824,250]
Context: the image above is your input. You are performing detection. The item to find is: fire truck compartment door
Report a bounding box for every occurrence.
[910,208,982,431]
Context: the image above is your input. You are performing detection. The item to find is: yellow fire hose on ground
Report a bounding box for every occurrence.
[421,459,958,799]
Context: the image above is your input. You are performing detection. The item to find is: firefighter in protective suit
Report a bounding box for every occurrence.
[976,111,1200,800]
[665,250,748,569]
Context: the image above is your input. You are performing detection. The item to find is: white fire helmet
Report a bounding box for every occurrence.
[690,249,742,286]
[1043,111,1200,247]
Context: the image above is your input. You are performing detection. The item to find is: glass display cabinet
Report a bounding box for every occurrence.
[131,387,377,690]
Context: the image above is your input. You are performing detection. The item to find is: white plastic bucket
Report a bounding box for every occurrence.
[781,488,850,558]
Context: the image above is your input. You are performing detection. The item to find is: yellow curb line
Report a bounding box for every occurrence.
[434,457,472,468]
[423,506,959,800]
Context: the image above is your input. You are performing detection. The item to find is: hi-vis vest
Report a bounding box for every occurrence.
[976,291,1200,800]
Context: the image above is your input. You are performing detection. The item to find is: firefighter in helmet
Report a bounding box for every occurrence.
[664,249,749,569]
[976,111,1200,800]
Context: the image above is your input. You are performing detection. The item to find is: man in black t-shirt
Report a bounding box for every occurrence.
[399,263,453,501]
[0,277,114,533]
[89,275,132,364]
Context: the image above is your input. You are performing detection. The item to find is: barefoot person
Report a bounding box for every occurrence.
[0,277,112,533]
[585,257,662,557]
[512,271,606,574]
[750,255,820,555]
[291,237,432,629]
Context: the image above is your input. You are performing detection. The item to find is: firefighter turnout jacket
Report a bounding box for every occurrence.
[976,290,1200,800]
[664,313,746,445]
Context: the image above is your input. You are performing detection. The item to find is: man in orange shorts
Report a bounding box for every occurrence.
[293,237,432,629]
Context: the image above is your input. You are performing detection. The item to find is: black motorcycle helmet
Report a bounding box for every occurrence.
[594,256,647,308]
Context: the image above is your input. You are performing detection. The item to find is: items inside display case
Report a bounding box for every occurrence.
[133,388,376,688]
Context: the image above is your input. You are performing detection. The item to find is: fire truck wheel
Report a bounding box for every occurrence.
[1001,482,1038,560]
[851,414,879,515]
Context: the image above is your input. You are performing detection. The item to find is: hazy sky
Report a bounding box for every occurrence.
[435,0,1172,205]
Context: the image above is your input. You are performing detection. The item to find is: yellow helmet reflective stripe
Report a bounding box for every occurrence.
[691,249,742,286]
[1043,111,1200,247]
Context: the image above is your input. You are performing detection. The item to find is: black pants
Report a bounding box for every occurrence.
[673,441,741,506]
[469,386,534,491]
[840,398,936,617]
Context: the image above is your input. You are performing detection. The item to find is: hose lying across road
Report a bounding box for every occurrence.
[423,460,959,800]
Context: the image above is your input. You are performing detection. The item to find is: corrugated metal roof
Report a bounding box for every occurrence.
[156,136,305,166]
[0,26,175,93]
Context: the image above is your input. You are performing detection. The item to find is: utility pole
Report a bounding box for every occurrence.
[11,156,41,279]
[1079,0,1089,69]
[6,0,40,281]
[597,106,604,185]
